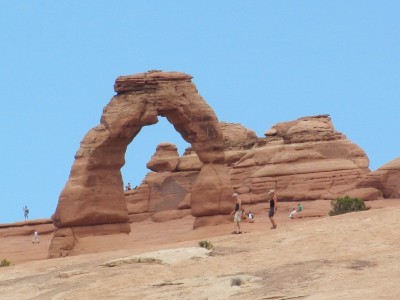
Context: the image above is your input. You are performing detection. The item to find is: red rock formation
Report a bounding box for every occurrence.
[126,115,375,222]
[375,158,400,197]
[220,122,257,147]
[0,219,56,238]
[48,223,131,258]
[50,71,233,258]
[146,143,180,172]
[49,70,398,258]
[354,157,400,198]
[229,115,371,203]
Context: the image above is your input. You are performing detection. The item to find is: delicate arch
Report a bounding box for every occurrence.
[52,71,233,228]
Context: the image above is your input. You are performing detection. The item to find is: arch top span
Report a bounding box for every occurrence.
[114,70,193,94]
[52,70,233,231]
[102,70,226,164]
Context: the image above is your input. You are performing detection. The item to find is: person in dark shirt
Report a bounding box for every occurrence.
[23,206,29,220]
[231,193,243,234]
[268,190,278,229]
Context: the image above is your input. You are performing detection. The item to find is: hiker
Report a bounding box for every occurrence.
[298,203,303,212]
[289,208,297,219]
[23,206,29,220]
[32,231,39,244]
[268,190,278,229]
[248,211,254,219]
[231,193,243,234]
[247,211,255,223]
[125,182,132,191]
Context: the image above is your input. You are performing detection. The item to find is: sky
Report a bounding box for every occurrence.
[1,1,399,224]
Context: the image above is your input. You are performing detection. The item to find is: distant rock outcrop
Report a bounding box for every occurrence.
[231,115,370,202]
[354,157,400,198]
[50,71,233,258]
[146,143,180,172]
[126,115,377,222]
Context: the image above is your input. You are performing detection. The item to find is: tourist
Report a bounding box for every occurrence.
[247,211,255,223]
[32,231,39,244]
[231,193,243,234]
[298,203,303,212]
[248,211,254,219]
[125,182,132,191]
[23,206,29,220]
[289,208,296,219]
[268,190,278,229]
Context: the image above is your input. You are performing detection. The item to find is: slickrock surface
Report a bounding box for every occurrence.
[1,200,400,299]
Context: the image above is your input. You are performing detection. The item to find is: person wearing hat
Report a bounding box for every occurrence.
[268,190,278,229]
[231,193,243,234]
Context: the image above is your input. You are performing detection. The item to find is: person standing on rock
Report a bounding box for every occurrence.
[231,193,243,234]
[268,190,278,229]
[23,206,29,220]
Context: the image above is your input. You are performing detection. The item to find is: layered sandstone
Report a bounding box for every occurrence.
[146,143,180,172]
[126,115,376,222]
[50,70,398,258]
[50,71,233,257]
[0,219,55,238]
[231,115,371,203]
[354,157,400,198]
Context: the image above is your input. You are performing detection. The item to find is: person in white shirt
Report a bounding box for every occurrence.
[248,211,254,223]
[289,208,297,219]
[32,231,40,244]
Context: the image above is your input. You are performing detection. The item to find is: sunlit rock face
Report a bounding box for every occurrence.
[50,69,397,258]
[355,158,400,198]
[230,115,371,203]
[125,122,258,223]
[50,71,233,258]
[146,143,180,172]
[127,115,375,220]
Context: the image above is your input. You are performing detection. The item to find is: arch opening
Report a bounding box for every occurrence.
[122,116,190,189]
[50,71,234,258]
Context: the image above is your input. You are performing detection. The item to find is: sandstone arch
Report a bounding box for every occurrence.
[49,71,233,257]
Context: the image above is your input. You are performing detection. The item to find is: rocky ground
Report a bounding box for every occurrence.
[1,199,400,300]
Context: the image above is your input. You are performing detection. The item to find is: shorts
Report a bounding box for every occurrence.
[268,208,275,218]
[234,210,242,222]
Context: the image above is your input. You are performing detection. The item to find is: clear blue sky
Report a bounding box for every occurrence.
[1,1,399,223]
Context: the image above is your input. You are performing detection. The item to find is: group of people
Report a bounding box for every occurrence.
[124,182,138,191]
[22,206,40,243]
[289,203,303,219]
[231,190,303,233]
